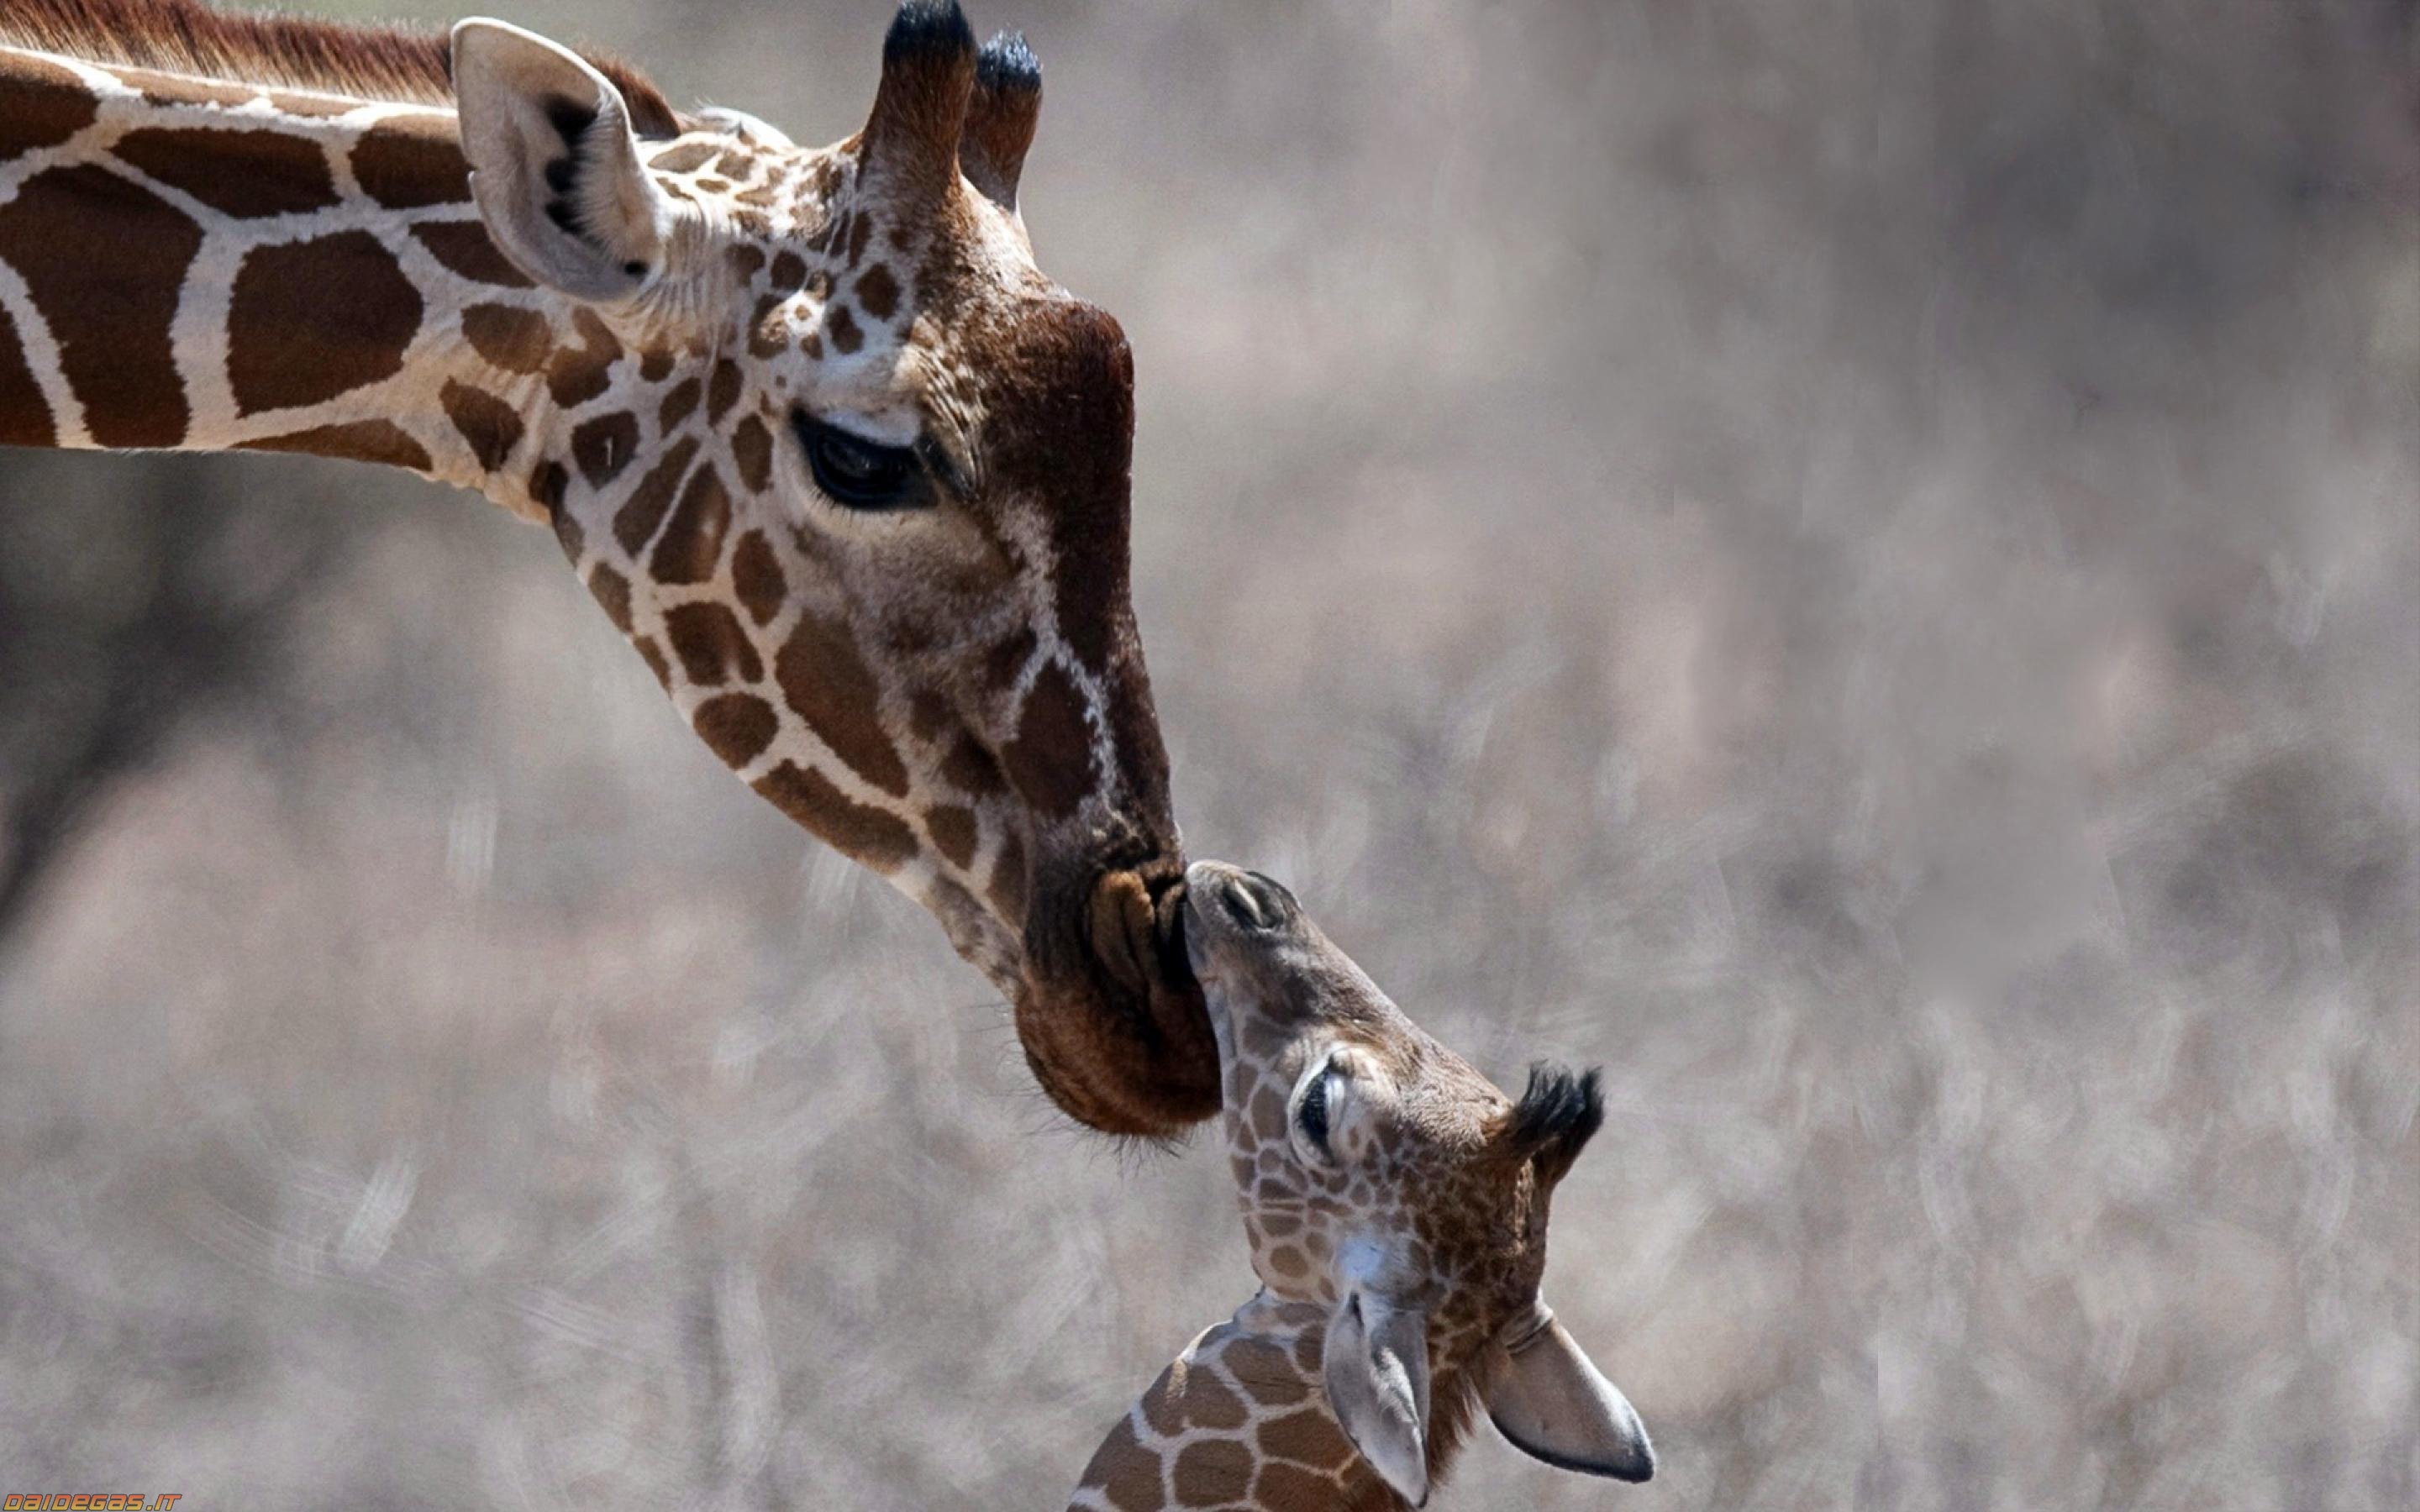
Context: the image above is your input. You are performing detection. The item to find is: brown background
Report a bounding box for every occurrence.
[1,1,2413,1507]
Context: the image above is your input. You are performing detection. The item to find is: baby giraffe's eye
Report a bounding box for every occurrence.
[1292,1056,1343,1165]
[1298,1071,1331,1150]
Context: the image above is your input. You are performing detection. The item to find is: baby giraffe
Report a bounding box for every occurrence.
[1070,863,1655,1509]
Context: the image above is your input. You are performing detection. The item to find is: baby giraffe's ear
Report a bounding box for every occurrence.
[1486,1302,1655,1483]
[1324,1290,1434,1507]
[451,18,674,302]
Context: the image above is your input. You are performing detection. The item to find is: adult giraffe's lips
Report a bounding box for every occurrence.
[1011,861,1218,1137]
[1086,864,1194,1005]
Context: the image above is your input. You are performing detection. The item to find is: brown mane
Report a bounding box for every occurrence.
[0,0,683,134]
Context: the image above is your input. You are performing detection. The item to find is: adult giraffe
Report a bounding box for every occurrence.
[0,0,1218,1136]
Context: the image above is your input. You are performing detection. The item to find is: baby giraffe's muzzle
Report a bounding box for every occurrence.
[1188,860,1298,935]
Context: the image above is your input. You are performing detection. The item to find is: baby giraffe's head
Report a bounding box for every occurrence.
[1181,863,1654,1507]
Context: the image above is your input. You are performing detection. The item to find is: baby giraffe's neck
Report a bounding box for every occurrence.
[1070,1294,1412,1512]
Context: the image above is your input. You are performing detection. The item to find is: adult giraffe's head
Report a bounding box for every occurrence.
[447,3,1212,1134]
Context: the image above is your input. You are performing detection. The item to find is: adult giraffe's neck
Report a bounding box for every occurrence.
[1069,1296,1426,1512]
[0,45,600,517]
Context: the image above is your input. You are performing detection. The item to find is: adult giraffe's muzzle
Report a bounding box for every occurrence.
[1010,818,1219,1139]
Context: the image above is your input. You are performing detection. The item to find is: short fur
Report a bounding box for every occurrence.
[0,0,681,134]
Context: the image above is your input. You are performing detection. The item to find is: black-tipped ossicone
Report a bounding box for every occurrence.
[884,0,977,66]
[864,0,980,200]
[976,29,1040,92]
[962,28,1042,212]
[1507,1063,1606,1185]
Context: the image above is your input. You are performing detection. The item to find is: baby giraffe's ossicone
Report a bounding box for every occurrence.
[1070,864,1653,1510]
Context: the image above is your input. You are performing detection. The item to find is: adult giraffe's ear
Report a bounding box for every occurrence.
[451,18,674,303]
[1324,1290,1434,1507]
[1486,1302,1655,1483]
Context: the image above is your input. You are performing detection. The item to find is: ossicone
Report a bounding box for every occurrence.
[961,29,1041,213]
[1506,1063,1605,1185]
[861,0,978,203]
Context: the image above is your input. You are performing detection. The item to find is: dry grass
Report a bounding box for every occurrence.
[1,1,2413,1507]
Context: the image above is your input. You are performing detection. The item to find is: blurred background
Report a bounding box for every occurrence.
[2,0,2414,1507]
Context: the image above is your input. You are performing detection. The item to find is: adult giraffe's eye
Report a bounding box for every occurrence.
[792,412,931,510]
